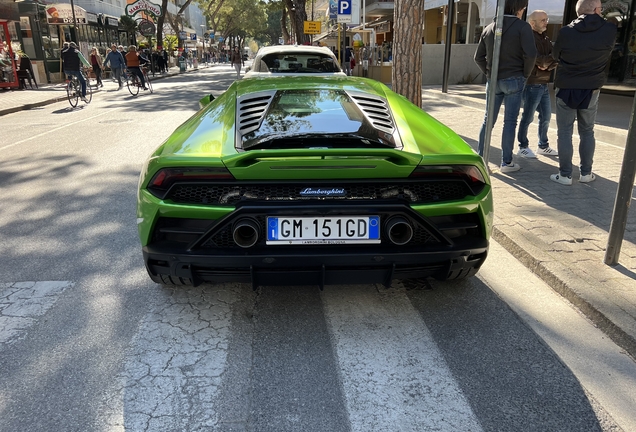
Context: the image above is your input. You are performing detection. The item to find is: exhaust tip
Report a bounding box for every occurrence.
[386,217,413,246]
[233,218,260,248]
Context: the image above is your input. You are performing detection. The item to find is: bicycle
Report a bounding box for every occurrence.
[66,69,92,108]
[126,66,153,96]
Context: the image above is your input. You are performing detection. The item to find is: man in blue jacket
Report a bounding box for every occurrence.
[474,0,537,173]
[103,44,126,90]
[550,0,617,185]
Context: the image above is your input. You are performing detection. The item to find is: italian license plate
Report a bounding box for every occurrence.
[266,216,380,245]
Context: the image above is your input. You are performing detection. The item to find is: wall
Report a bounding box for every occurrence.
[422,43,484,85]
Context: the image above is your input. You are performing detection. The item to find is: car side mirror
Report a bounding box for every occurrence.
[199,94,215,109]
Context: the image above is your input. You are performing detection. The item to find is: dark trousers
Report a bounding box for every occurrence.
[92,64,103,86]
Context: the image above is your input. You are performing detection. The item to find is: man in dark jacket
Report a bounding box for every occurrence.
[550,0,616,185]
[474,0,537,173]
[61,42,91,101]
[516,10,559,158]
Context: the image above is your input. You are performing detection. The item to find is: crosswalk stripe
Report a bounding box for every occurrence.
[0,281,72,346]
[322,285,483,432]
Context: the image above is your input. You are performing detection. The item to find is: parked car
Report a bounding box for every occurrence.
[244,45,346,77]
[137,75,493,288]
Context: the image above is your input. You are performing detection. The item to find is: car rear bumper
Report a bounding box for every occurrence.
[143,240,488,289]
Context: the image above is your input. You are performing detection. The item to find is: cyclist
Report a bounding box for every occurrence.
[125,45,148,90]
[62,41,91,102]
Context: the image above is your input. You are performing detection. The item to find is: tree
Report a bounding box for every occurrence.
[120,15,138,46]
[392,0,424,107]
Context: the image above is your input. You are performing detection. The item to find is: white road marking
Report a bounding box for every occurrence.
[322,285,483,432]
[481,241,636,432]
[0,281,72,345]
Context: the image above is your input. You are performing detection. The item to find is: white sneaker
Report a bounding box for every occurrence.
[517,147,537,158]
[550,173,572,185]
[537,146,558,156]
[579,173,596,183]
[500,162,521,173]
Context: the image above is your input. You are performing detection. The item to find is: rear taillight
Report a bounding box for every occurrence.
[147,167,234,198]
[409,165,487,194]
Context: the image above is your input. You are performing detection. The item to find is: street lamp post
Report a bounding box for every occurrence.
[200,24,206,64]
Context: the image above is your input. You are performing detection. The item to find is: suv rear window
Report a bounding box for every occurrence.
[259,53,341,73]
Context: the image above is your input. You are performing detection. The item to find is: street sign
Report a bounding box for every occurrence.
[304,21,321,35]
[138,19,156,37]
[337,0,351,23]
[203,32,209,38]
[178,31,186,40]
[191,34,197,40]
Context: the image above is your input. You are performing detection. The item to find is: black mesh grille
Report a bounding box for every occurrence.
[166,181,470,205]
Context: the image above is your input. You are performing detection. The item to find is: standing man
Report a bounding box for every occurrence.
[550,0,616,185]
[516,10,559,158]
[474,0,537,173]
[230,46,244,79]
[103,44,126,90]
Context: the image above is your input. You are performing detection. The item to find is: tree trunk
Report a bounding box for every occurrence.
[156,0,169,48]
[392,0,424,107]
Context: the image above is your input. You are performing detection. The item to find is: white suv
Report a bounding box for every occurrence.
[244,45,346,77]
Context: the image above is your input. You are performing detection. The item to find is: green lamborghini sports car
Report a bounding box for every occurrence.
[137,75,493,288]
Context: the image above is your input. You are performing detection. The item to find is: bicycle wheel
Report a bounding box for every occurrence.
[84,74,93,104]
[127,74,140,96]
[144,72,153,93]
[67,80,79,108]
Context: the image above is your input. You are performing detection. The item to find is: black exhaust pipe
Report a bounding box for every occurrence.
[233,218,260,248]
[386,217,413,246]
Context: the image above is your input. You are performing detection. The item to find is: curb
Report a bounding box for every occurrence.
[492,226,636,362]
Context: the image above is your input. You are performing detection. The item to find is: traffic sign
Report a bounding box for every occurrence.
[304,21,321,35]
[337,0,351,23]
[204,32,209,38]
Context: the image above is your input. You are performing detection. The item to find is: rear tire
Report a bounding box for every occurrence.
[67,80,79,107]
[127,74,140,96]
[435,266,479,281]
[84,75,93,103]
[148,271,193,287]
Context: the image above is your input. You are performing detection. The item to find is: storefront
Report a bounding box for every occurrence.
[0,0,20,89]
[12,1,121,83]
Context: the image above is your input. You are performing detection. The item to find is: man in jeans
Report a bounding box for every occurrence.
[550,0,616,185]
[103,44,126,90]
[474,0,537,173]
[516,10,559,159]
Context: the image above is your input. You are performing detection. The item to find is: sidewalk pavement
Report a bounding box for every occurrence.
[422,84,636,362]
[2,74,635,361]
[0,63,208,117]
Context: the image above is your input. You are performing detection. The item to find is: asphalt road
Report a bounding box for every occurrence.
[0,66,634,432]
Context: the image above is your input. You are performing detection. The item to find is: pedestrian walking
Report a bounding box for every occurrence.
[550,0,616,185]
[103,44,126,90]
[343,46,352,75]
[230,46,244,79]
[90,47,104,88]
[474,0,537,173]
[516,10,559,158]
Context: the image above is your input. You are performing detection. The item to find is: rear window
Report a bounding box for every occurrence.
[242,89,398,150]
[258,53,341,73]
